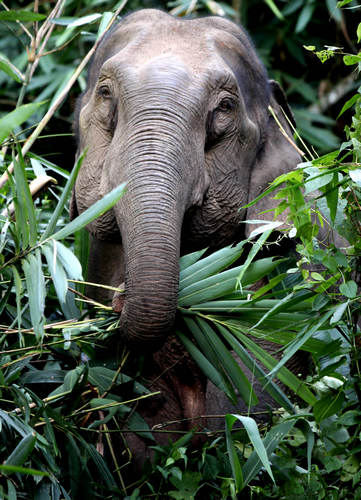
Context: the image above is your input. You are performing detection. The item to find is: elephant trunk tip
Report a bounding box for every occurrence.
[118,297,177,350]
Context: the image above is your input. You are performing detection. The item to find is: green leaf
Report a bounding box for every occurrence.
[343,53,361,66]
[54,240,83,280]
[340,280,357,298]
[51,182,127,241]
[0,53,23,83]
[295,2,315,33]
[337,94,360,118]
[22,249,45,341]
[183,317,237,404]
[217,324,295,412]
[179,248,207,272]
[42,241,68,305]
[177,331,232,398]
[242,419,297,484]
[0,464,49,476]
[127,412,155,442]
[330,301,349,324]
[65,13,102,29]
[0,101,46,145]
[41,152,85,241]
[336,0,353,6]
[5,432,36,466]
[225,415,243,492]
[313,390,345,422]
[229,414,275,483]
[97,12,113,40]
[357,22,361,43]
[196,318,258,406]
[231,329,316,405]
[179,257,283,306]
[179,240,246,289]
[264,0,284,20]
[268,310,333,379]
[0,10,46,21]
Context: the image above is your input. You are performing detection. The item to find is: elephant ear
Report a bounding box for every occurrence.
[245,80,302,237]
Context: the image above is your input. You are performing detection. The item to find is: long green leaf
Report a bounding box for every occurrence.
[268,310,333,377]
[22,249,45,341]
[227,414,275,483]
[179,248,207,271]
[14,146,37,247]
[0,11,46,21]
[225,415,243,492]
[242,418,297,484]
[41,152,85,241]
[177,330,232,399]
[217,324,295,412]
[179,240,247,289]
[196,317,258,406]
[0,101,45,144]
[237,230,272,285]
[184,317,237,404]
[51,182,127,241]
[230,328,317,406]
[54,240,83,280]
[5,432,36,466]
[179,257,283,306]
[42,241,68,305]
[0,54,23,83]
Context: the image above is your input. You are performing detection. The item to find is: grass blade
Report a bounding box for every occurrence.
[225,414,244,492]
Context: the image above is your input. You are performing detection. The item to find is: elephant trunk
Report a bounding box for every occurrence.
[114,127,186,345]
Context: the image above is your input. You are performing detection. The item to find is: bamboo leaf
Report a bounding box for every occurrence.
[5,432,36,466]
[41,152,85,241]
[177,330,232,398]
[196,317,258,406]
[268,310,333,378]
[179,248,207,272]
[22,249,45,341]
[225,415,243,492]
[217,324,295,412]
[183,317,238,404]
[230,328,316,405]
[42,241,68,305]
[51,182,127,241]
[0,11,46,21]
[179,240,247,289]
[0,101,46,145]
[0,53,23,83]
[227,414,275,483]
[54,240,83,281]
[13,146,38,246]
[242,419,297,484]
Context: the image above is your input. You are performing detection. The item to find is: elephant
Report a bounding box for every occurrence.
[72,9,301,470]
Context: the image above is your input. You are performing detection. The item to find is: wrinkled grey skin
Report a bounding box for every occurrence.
[73,9,301,466]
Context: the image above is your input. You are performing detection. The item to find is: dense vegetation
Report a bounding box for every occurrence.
[0,0,360,498]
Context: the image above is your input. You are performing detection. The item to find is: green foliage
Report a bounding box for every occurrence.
[0,1,360,499]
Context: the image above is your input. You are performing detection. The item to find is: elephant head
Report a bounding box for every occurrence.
[73,9,300,347]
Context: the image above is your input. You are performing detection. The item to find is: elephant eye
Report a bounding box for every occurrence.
[217,97,236,112]
[98,85,112,99]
